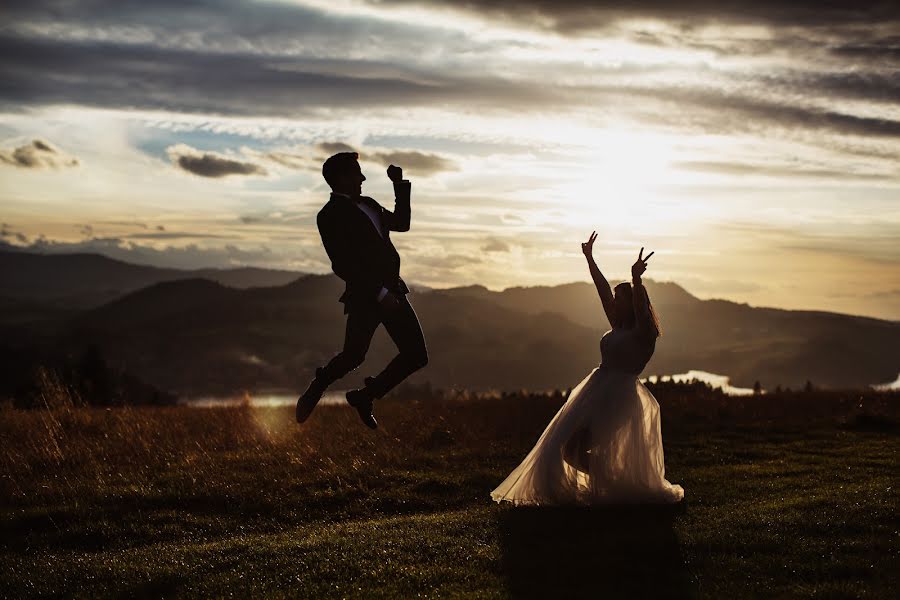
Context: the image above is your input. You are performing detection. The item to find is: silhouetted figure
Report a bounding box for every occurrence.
[296,152,428,428]
[492,232,683,504]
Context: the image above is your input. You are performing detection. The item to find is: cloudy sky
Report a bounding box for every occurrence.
[1,0,898,319]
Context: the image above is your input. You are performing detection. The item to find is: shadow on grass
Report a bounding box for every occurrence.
[498,504,694,599]
[841,413,898,434]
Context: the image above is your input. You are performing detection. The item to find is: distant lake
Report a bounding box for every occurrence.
[644,370,757,395]
[180,390,349,408]
[180,370,765,407]
[873,373,900,391]
[180,370,900,407]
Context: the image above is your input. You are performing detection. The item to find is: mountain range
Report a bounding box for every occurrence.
[0,249,301,309]
[1,250,897,396]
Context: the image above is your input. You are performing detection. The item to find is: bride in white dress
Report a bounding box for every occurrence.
[492,232,684,505]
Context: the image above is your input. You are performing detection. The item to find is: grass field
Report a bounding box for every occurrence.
[1,384,898,598]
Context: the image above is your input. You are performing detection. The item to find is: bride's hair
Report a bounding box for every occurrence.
[648,300,662,337]
[613,282,662,337]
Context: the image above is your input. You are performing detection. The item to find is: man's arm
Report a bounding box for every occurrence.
[382,164,411,232]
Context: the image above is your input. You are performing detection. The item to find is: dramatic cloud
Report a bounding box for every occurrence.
[0,139,78,168]
[1,235,324,271]
[371,0,900,33]
[2,1,899,319]
[368,150,456,176]
[0,32,555,118]
[415,253,483,270]
[2,2,898,149]
[0,223,29,244]
[316,142,358,156]
[312,143,456,176]
[166,144,267,178]
[672,160,894,181]
[125,231,236,240]
[263,151,311,170]
[481,238,510,253]
[723,221,900,265]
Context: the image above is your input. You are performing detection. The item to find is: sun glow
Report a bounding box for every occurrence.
[544,129,679,231]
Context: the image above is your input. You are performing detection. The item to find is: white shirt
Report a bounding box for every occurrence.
[332,192,389,301]
[354,198,385,239]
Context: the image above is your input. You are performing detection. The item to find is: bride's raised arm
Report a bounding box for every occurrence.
[581,231,616,328]
[631,247,659,338]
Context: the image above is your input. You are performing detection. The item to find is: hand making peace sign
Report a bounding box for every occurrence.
[631,247,655,280]
[581,230,598,257]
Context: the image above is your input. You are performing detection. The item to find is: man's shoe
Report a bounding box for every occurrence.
[296,373,327,424]
[346,388,378,429]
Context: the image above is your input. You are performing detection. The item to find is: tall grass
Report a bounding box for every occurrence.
[2,382,897,597]
[4,379,894,507]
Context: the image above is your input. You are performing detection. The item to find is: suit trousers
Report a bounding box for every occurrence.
[318,294,428,399]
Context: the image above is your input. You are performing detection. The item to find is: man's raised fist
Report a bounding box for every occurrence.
[387,164,403,183]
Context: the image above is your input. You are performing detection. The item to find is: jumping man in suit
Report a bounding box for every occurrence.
[296,152,428,428]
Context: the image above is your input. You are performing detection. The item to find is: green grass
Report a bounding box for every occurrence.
[1,389,898,598]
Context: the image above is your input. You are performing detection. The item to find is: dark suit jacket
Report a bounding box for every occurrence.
[317,181,411,313]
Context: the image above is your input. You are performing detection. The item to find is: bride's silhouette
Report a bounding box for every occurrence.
[492,232,684,505]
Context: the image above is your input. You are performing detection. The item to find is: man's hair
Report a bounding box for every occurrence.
[322,152,359,188]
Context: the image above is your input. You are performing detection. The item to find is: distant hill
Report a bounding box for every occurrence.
[1,275,887,395]
[2,251,897,394]
[436,282,899,391]
[0,250,304,308]
[442,280,699,330]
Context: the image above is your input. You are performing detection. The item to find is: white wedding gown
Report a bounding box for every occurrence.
[492,295,684,505]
